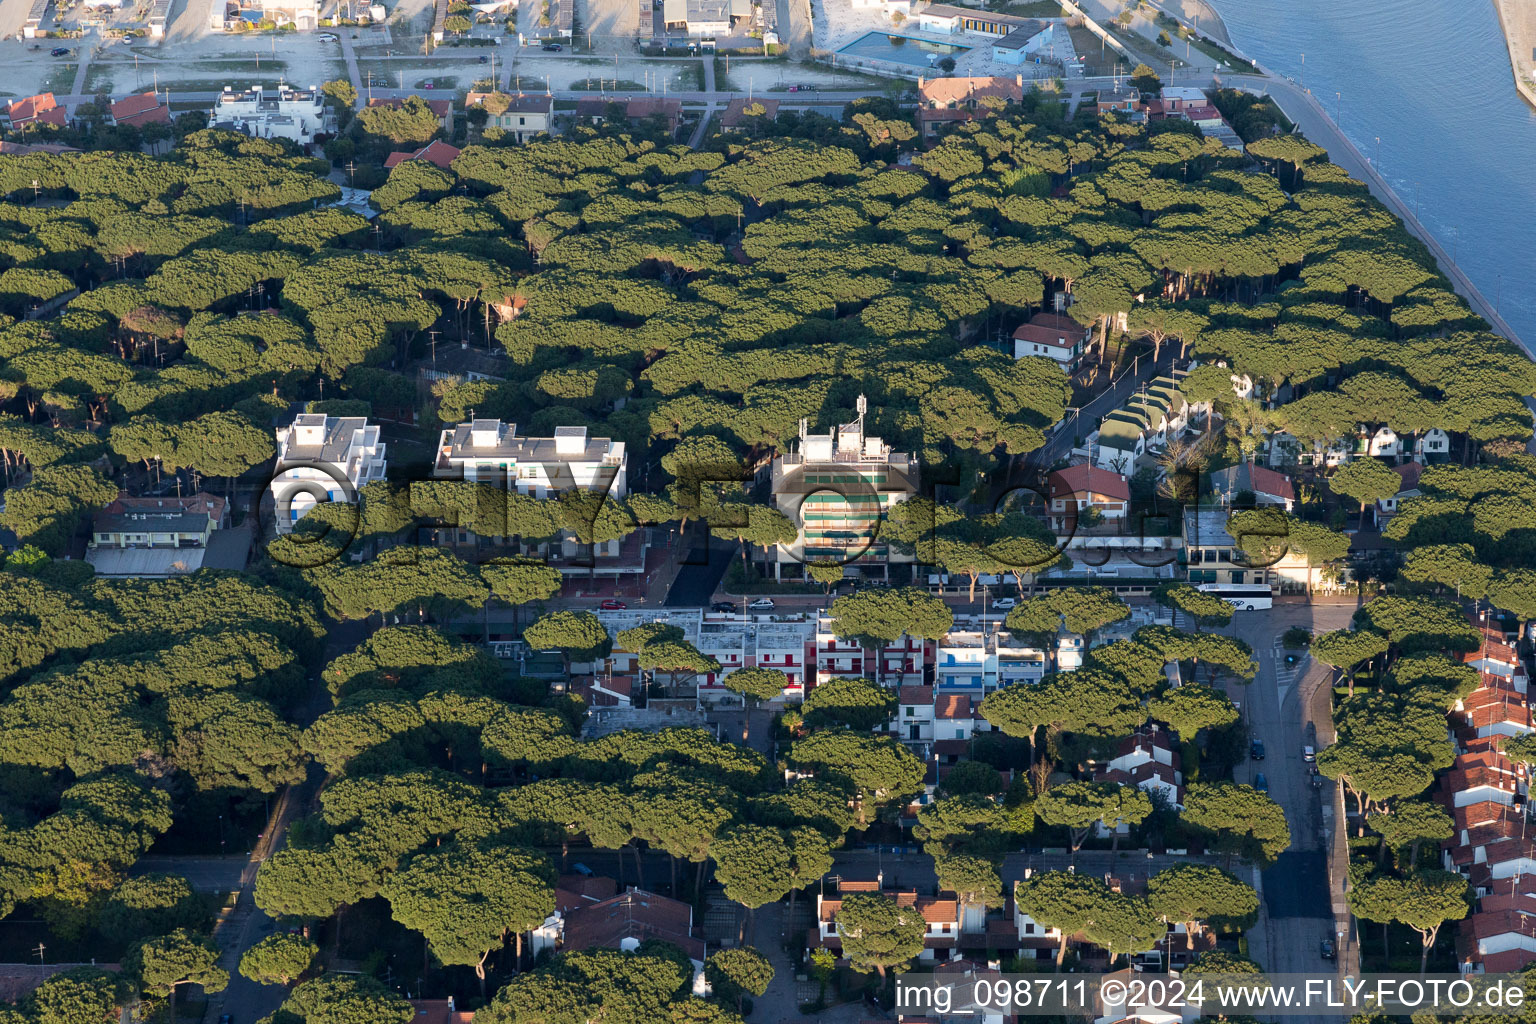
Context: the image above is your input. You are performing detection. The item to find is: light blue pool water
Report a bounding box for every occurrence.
[835,31,971,67]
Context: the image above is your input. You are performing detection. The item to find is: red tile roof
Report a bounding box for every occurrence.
[1031,312,1087,335]
[409,1000,474,1024]
[383,139,460,170]
[110,92,170,127]
[934,694,972,720]
[1395,461,1424,490]
[1013,322,1080,350]
[562,887,702,962]
[1048,464,1131,503]
[4,93,59,126]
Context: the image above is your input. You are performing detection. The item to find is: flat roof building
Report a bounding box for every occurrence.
[768,395,918,581]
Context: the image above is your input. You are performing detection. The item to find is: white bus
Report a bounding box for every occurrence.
[1196,582,1274,611]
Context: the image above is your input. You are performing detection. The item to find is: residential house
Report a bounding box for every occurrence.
[1012,320,1085,373]
[1462,622,1527,694]
[86,492,238,577]
[1183,507,1265,586]
[914,75,1025,138]
[1092,727,1184,811]
[626,97,683,135]
[1182,104,1224,129]
[1376,461,1422,518]
[935,632,989,694]
[1208,462,1296,511]
[368,95,454,134]
[209,85,332,145]
[814,880,961,961]
[1056,633,1084,671]
[1046,464,1130,530]
[1437,748,1524,810]
[383,139,462,170]
[464,92,552,142]
[813,612,927,686]
[934,693,974,743]
[720,97,779,132]
[1444,799,1536,881]
[995,634,1048,687]
[109,91,171,128]
[436,419,627,500]
[1012,880,1065,962]
[1,93,66,130]
[562,887,707,988]
[408,999,474,1024]
[661,0,750,35]
[990,19,1053,63]
[1093,375,1191,473]
[1457,874,1536,973]
[897,684,936,742]
[1417,427,1452,462]
[270,413,387,532]
[916,3,1024,36]
[1157,86,1208,113]
[1095,84,1142,119]
[1453,686,1534,743]
[768,395,919,581]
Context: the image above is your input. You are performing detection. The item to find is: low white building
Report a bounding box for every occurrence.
[209,85,332,144]
[271,414,387,532]
[990,19,1053,64]
[435,420,627,499]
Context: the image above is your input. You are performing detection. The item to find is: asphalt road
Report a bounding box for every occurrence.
[1226,600,1361,981]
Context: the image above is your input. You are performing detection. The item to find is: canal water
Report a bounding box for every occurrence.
[1210,0,1536,350]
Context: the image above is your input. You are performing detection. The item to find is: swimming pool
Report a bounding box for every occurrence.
[835,31,971,68]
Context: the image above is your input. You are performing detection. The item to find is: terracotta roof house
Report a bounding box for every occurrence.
[815,880,962,958]
[110,91,171,127]
[368,95,455,132]
[562,887,705,964]
[383,139,461,170]
[625,97,683,134]
[720,97,779,131]
[3,93,66,129]
[914,74,1024,137]
[1046,464,1130,529]
[1208,462,1296,510]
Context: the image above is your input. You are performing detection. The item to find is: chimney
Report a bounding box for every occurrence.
[1016,73,1023,88]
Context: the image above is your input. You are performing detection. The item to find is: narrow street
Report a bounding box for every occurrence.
[1226,600,1360,979]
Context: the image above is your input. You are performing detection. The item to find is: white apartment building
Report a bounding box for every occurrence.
[271,414,387,532]
[208,85,333,144]
[436,420,627,499]
[769,396,918,581]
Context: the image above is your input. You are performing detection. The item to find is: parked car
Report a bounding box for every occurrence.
[748,598,775,610]
[711,601,737,612]
[1302,744,1316,761]
[570,862,594,876]
[1250,739,1265,760]
[423,81,434,88]
[50,46,69,56]
[479,54,489,63]
[1320,938,1336,960]
[599,599,626,609]
[992,597,1017,610]
[542,42,562,50]
[1253,772,1268,792]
